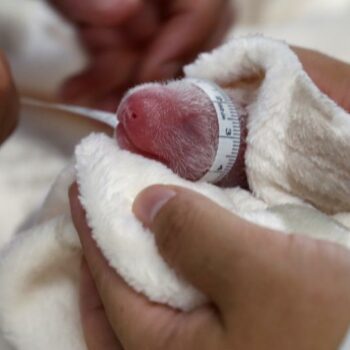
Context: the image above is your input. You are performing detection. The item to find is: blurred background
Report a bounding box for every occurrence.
[0,0,350,245]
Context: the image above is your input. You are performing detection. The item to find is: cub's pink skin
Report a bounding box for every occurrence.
[115,80,248,188]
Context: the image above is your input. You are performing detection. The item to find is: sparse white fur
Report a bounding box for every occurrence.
[119,80,219,178]
[1,36,350,349]
[159,81,218,178]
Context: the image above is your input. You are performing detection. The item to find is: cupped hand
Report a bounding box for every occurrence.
[0,52,19,145]
[69,184,350,350]
[51,0,234,111]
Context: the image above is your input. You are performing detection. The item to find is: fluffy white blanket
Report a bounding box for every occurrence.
[0,36,350,349]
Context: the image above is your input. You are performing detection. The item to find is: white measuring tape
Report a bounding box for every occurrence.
[21,97,118,128]
[186,78,241,183]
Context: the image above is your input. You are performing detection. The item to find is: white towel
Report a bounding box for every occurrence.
[1,36,350,349]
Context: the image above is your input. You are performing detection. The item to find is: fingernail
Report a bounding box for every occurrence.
[133,186,176,226]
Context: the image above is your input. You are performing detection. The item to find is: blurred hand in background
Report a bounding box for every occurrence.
[50,0,234,111]
[0,52,19,145]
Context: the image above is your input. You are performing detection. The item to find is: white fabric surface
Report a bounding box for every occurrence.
[0,36,350,349]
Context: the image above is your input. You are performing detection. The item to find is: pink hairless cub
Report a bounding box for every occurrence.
[116,79,248,188]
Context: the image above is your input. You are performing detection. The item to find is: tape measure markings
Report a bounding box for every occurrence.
[186,78,241,183]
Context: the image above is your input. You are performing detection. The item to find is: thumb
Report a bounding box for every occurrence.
[133,185,285,308]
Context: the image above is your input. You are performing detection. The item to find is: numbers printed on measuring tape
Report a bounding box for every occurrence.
[186,78,241,183]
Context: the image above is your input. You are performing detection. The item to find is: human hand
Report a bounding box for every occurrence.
[69,184,350,350]
[51,0,234,111]
[293,47,350,112]
[0,52,19,145]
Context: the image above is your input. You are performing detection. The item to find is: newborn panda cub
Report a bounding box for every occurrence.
[116,79,248,188]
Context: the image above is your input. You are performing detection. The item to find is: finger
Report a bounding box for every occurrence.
[69,183,150,343]
[60,49,139,105]
[69,183,177,346]
[203,2,234,52]
[121,1,161,43]
[80,259,123,350]
[137,0,231,81]
[77,1,160,53]
[0,52,19,144]
[50,0,142,26]
[133,185,286,309]
[69,184,222,349]
[78,26,127,53]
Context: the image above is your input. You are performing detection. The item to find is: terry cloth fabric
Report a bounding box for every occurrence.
[1,36,350,349]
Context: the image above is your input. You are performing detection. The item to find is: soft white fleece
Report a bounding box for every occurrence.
[1,36,350,349]
[185,36,350,214]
